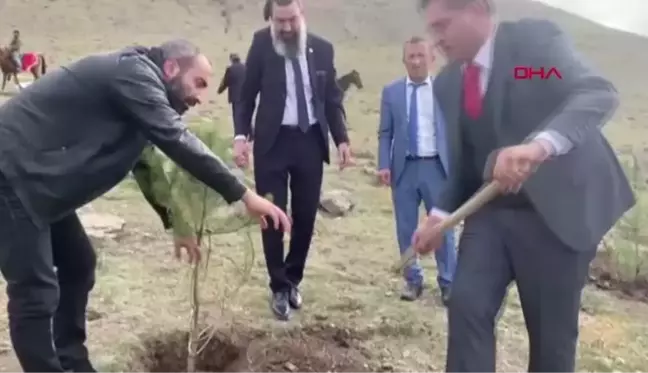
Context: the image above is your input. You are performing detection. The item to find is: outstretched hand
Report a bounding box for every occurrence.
[241,190,292,232]
[173,235,201,264]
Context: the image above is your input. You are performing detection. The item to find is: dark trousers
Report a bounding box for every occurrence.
[253,124,324,293]
[445,205,595,372]
[0,172,97,372]
[230,102,238,119]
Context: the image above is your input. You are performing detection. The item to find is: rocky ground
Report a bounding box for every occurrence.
[1,0,648,371]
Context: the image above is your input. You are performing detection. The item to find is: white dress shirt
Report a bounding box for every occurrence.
[468,24,573,156]
[281,50,317,126]
[406,76,437,157]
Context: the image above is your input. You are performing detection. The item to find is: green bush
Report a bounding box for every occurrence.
[604,150,648,285]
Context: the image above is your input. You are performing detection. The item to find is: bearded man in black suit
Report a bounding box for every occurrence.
[234,0,352,320]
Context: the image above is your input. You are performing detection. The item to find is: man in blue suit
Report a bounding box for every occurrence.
[377,36,457,303]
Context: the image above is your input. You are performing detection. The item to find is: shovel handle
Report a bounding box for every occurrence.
[391,181,501,274]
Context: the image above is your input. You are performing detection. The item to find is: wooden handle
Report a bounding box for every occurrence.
[391,181,501,274]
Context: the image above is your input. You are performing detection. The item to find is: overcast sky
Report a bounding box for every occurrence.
[532,0,647,37]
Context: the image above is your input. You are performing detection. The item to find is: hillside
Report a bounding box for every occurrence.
[2,0,647,144]
[1,0,647,371]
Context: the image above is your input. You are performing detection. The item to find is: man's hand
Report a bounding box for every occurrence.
[241,190,292,232]
[337,142,353,170]
[173,236,201,264]
[412,213,445,255]
[377,168,391,186]
[492,140,550,193]
[233,138,250,168]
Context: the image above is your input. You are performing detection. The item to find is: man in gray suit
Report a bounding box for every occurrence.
[0,39,290,372]
[412,0,634,371]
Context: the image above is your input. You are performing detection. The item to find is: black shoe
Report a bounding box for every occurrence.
[60,358,97,373]
[271,291,291,321]
[65,368,97,373]
[440,286,451,307]
[288,287,302,309]
[400,283,423,301]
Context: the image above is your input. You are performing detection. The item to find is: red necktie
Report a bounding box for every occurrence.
[463,62,482,119]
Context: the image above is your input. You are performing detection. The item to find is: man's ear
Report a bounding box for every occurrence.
[162,59,180,80]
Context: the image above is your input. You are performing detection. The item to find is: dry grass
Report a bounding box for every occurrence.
[1,0,648,371]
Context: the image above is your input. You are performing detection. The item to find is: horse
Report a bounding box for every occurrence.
[336,69,363,98]
[0,47,47,92]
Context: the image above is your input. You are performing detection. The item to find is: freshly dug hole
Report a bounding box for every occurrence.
[131,324,372,372]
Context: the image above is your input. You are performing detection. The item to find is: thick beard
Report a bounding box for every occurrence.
[271,19,306,58]
[276,31,300,58]
[167,76,191,114]
[282,39,300,58]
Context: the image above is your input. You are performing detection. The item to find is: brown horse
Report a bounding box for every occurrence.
[0,47,47,92]
[337,69,363,99]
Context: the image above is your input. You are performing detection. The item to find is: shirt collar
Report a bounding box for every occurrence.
[470,22,498,70]
[406,75,432,86]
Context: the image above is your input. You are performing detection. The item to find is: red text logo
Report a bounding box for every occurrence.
[513,66,563,80]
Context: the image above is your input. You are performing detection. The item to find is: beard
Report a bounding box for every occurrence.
[277,30,300,57]
[167,75,198,114]
[271,20,306,58]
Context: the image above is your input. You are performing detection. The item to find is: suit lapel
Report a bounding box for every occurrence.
[487,24,512,137]
[269,37,287,90]
[434,65,462,147]
[398,79,408,130]
[433,91,449,176]
[305,35,318,99]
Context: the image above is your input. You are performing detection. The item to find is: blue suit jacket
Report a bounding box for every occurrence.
[377,77,450,185]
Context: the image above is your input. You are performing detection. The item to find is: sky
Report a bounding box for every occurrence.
[533,0,648,37]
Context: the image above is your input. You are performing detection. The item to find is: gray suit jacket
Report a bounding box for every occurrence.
[434,19,635,251]
[0,47,246,227]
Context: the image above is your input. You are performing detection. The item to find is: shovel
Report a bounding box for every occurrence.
[391,181,501,274]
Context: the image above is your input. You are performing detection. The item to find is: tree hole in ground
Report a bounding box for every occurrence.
[589,250,648,303]
[131,324,373,372]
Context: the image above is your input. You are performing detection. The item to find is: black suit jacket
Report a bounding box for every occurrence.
[217,61,246,103]
[235,27,349,163]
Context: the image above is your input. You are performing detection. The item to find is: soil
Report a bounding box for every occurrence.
[589,250,648,303]
[129,323,375,372]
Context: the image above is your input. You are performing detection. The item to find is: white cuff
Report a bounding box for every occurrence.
[429,207,450,218]
[533,130,573,156]
[233,135,247,141]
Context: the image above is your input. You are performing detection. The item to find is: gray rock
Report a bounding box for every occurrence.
[319,189,354,217]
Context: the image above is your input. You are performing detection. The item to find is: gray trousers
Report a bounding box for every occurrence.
[446,205,595,372]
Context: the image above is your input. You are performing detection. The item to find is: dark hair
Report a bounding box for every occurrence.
[419,0,493,12]
[158,39,200,68]
[273,0,297,6]
[264,0,299,20]
[405,36,426,45]
[263,0,271,20]
[402,36,428,57]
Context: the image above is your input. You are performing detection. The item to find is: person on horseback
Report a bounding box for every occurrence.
[9,29,22,70]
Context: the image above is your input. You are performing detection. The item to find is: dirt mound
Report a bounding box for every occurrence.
[130,324,373,372]
[589,250,648,303]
